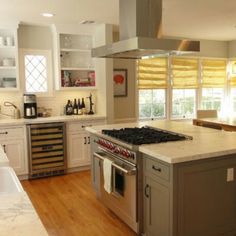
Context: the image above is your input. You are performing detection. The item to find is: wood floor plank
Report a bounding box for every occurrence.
[21,171,137,236]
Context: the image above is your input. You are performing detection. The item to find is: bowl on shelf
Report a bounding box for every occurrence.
[2,77,16,88]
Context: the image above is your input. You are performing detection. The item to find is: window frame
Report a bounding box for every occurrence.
[19,48,53,97]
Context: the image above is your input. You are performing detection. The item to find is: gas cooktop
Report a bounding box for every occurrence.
[102,126,192,145]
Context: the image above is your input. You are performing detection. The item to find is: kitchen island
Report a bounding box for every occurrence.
[86,120,236,236]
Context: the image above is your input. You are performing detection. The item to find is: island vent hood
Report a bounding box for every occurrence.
[92,0,200,59]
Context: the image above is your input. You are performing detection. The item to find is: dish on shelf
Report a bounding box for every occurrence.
[2,77,16,88]
[2,58,14,67]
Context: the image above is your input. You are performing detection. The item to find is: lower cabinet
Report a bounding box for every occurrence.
[143,153,236,236]
[2,139,27,175]
[0,126,28,176]
[67,119,105,168]
[144,177,170,236]
[67,131,91,167]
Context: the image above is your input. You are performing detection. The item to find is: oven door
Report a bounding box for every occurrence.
[93,151,138,232]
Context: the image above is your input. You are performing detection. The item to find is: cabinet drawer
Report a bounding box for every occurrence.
[145,158,170,181]
[0,127,24,140]
[67,119,105,133]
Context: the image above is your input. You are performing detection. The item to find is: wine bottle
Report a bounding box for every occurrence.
[78,98,82,115]
[73,98,78,115]
[66,100,73,115]
[81,97,86,114]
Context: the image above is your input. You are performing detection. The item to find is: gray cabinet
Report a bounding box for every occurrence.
[143,154,236,236]
[144,176,170,236]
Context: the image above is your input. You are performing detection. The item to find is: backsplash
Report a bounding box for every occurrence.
[0,90,97,118]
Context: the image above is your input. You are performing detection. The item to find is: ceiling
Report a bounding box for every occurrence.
[1,0,236,41]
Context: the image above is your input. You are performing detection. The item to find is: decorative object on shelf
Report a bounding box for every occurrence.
[113,69,128,97]
[87,93,94,115]
[0,36,5,46]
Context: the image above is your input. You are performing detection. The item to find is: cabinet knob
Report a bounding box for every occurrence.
[84,137,87,144]
[152,165,162,172]
[87,136,90,144]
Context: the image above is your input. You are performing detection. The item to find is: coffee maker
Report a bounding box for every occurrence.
[23,94,37,118]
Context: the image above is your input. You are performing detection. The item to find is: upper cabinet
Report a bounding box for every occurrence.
[52,24,96,90]
[0,24,19,91]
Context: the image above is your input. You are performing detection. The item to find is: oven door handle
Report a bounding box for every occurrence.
[93,152,136,175]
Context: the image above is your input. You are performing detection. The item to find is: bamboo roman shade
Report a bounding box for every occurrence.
[137,58,168,89]
[201,59,227,88]
[171,57,198,89]
[230,61,236,87]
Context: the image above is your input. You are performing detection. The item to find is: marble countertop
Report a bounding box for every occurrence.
[0,192,48,236]
[86,120,236,164]
[0,114,106,127]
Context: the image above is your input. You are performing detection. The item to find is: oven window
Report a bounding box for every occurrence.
[114,170,125,196]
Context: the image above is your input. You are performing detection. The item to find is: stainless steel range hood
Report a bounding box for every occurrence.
[92,0,200,59]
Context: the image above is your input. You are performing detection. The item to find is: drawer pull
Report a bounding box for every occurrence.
[0,131,8,135]
[152,165,162,172]
[145,184,150,198]
[87,136,90,144]
[84,137,87,144]
[81,124,92,128]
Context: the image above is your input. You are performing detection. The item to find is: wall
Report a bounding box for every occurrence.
[113,59,137,122]
[228,40,236,58]
[198,39,228,58]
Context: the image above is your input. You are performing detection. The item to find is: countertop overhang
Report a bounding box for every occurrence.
[0,114,106,127]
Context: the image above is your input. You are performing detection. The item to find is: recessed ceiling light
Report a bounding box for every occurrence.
[41,13,54,18]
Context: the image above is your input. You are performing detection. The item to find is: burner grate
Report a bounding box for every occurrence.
[102,127,188,145]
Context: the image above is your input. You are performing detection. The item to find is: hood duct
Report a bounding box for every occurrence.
[92,0,200,59]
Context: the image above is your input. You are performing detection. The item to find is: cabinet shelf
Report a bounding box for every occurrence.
[0,45,15,49]
[0,66,16,70]
[61,67,94,71]
[60,48,91,52]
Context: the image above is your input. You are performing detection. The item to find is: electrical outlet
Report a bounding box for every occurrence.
[227,168,234,182]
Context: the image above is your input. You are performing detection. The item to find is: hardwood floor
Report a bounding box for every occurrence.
[21,171,137,236]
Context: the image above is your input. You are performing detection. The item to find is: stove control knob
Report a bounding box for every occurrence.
[126,151,131,158]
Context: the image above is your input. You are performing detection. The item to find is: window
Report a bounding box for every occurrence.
[200,59,226,112]
[230,88,236,114]
[20,49,52,95]
[172,89,196,118]
[201,88,224,111]
[137,57,168,119]
[171,58,198,119]
[139,89,166,119]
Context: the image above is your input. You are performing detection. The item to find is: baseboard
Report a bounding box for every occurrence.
[67,166,90,173]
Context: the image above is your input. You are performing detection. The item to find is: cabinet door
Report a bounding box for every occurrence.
[144,177,170,236]
[67,132,90,168]
[3,139,27,175]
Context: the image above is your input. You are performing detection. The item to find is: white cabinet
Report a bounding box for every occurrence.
[67,131,90,167]
[0,24,19,91]
[52,24,96,90]
[67,119,105,168]
[0,126,28,175]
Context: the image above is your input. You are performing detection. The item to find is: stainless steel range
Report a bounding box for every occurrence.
[91,126,192,235]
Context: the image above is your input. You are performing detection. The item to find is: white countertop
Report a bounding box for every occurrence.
[0,114,106,126]
[0,145,9,167]
[86,120,236,164]
[0,192,48,236]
